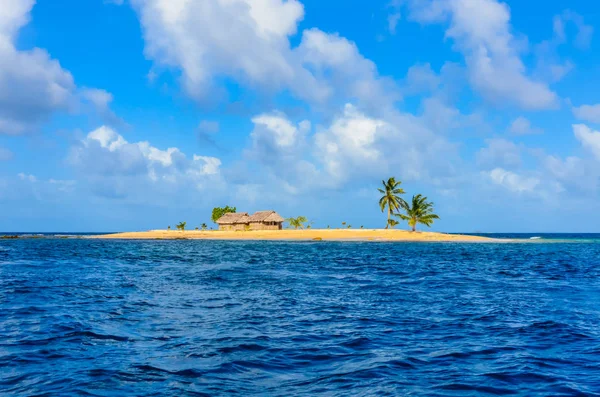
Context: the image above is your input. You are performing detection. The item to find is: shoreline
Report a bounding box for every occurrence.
[89,229,500,242]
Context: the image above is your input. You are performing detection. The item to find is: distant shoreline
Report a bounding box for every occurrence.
[89,229,500,242]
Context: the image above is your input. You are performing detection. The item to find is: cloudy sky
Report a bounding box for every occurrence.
[1,0,599,232]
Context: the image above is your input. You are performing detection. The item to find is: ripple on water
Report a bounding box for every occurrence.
[1,239,600,395]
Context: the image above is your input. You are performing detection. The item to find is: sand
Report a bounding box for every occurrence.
[91,229,497,242]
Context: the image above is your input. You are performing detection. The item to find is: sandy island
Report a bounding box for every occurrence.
[91,229,497,242]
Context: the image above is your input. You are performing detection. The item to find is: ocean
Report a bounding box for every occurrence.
[1,236,600,395]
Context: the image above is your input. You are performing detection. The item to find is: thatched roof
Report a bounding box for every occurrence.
[248,210,285,223]
[217,210,284,225]
[216,212,249,224]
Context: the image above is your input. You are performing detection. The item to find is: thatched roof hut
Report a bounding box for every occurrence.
[216,212,250,225]
[216,210,284,231]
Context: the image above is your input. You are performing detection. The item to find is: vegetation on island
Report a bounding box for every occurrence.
[396,194,440,232]
[161,184,437,233]
[378,177,407,229]
[378,177,440,231]
[286,216,308,229]
[211,206,236,223]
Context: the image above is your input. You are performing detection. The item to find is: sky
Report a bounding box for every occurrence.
[1,0,600,233]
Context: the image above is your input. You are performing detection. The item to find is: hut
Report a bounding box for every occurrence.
[216,210,284,231]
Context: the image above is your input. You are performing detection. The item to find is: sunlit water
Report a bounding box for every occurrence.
[2,237,600,395]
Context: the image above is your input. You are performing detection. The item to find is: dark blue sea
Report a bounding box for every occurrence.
[2,235,600,396]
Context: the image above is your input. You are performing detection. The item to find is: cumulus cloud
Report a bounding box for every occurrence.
[404,0,558,110]
[0,0,116,135]
[572,104,600,124]
[132,0,396,110]
[403,63,441,95]
[553,10,594,49]
[69,126,221,199]
[313,104,460,186]
[0,0,75,134]
[487,168,539,193]
[477,138,522,169]
[132,0,315,101]
[508,116,543,135]
[244,112,318,191]
[573,124,600,160]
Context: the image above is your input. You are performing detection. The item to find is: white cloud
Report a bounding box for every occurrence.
[132,1,396,110]
[553,10,593,49]
[573,104,600,124]
[404,0,558,110]
[487,168,539,193]
[251,113,309,149]
[508,116,543,135]
[246,112,317,186]
[69,126,222,198]
[477,138,522,169]
[0,1,116,135]
[573,124,600,160]
[315,104,385,182]
[18,173,37,183]
[0,0,75,134]
[313,104,460,186]
[403,63,440,95]
[543,154,600,194]
[132,0,317,101]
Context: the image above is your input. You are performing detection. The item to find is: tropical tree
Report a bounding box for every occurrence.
[378,177,407,229]
[286,216,308,229]
[167,226,171,230]
[201,223,208,231]
[211,206,236,224]
[176,221,187,231]
[396,194,440,231]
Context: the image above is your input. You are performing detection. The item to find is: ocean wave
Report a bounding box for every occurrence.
[2,239,600,395]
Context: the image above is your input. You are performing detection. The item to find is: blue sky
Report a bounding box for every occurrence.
[1,0,600,232]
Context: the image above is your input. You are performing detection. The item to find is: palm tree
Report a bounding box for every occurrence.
[378,177,406,229]
[201,223,208,231]
[286,216,308,230]
[176,221,187,231]
[396,194,440,232]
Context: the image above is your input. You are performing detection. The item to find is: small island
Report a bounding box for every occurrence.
[92,178,498,242]
[91,228,495,242]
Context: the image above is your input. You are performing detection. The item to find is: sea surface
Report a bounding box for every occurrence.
[1,235,600,396]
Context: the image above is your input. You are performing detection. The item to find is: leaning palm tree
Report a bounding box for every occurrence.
[396,194,440,232]
[378,177,407,229]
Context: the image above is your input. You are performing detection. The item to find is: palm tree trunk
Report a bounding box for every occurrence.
[386,206,390,229]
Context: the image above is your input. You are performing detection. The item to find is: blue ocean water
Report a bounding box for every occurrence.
[2,238,600,396]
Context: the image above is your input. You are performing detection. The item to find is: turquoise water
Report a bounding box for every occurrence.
[2,237,600,395]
